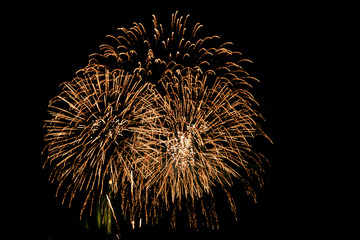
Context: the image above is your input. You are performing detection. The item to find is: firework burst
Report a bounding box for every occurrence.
[43,67,159,216]
[90,11,254,90]
[131,68,267,228]
[43,11,270,232]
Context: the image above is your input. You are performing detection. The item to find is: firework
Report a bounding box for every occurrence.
[132,68,267,228]
[89,11,255,90]
[43,11,270,232]
[43,67,159,216]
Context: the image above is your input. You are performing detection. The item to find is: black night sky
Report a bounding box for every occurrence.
[4,1,355,240]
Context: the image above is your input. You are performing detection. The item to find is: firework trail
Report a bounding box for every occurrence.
[43,11,270,232]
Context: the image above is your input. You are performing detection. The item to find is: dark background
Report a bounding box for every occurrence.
[3,1,355,239]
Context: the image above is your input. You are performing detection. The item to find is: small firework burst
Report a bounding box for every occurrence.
[43,11,271,233]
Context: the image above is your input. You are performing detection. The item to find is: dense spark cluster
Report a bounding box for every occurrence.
[43,11,270,232]
[166,130,196,170]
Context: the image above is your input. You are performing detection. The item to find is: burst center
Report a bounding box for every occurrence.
[167,131,195,169]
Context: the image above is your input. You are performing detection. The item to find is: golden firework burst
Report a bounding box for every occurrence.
[130,68,268,228]
[43,11,271,233]
[43,67,159,215]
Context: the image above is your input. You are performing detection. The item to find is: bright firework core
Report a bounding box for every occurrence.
[167,131,195,170]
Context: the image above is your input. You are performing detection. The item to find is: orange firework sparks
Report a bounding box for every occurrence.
[43,67,159,215]
[132,68,268,228]
[43,11,271,233]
